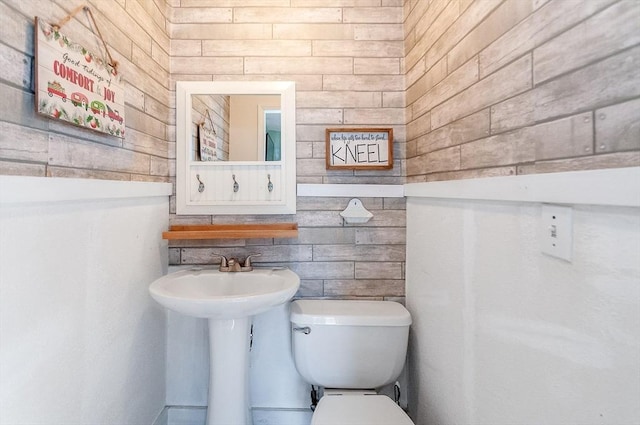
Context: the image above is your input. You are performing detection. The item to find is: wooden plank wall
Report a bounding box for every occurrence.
[405,0,640,182]
[0,0,171,181]
[167,1,408,301]
[2,0,638,300]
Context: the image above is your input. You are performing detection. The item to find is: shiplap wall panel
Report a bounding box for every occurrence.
[405,0,461,71]
[533,0,640,84]
[423,0,500,72]
[407,146,461,176]
[170,23,272,39]
[383,91,404,107]
[324,75,404,91]
[491,47,640,134]
[406,58,447,105]
[323,279,405,297]
[412,56,479,118]
[0,0,171,180]
[356,227,406,244]
[0,2,31,51]
[595,98,640,154]
[0,122,49,162]
[297,108,344,125]
[0,161,44,176]
[169,0,406,300]
[4,0,635,300]
[273,23,354,40]
[170,7,232,23]
[517,152,640,175]
[416,109,490,156]
[479,0,618,78]
[168,2,406,300]
[406,111,430,141]
[202,40,312,56]
[355,262,403,280]
[354,57,401,75]
[446,0,532,72]
[48,135,152,175]
[405,0,639,183]
[171,57,244,74]
[431,54,532,129]
[343,7,403,23]
[354,24,404,40]
[0,45,30,89]
[297,91,382,108]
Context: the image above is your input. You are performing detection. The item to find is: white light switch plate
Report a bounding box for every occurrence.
[541,204,573,261]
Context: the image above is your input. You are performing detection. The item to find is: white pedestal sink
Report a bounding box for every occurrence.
[149,267,300,425]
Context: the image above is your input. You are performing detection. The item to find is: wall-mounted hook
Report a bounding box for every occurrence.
[196,174,205,193]
[340,198,373,224]
[267,174,273,192]
[232,174,239,192]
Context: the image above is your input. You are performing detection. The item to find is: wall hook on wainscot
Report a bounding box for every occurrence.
[340,198,373,224]
[232,174,239,192]
[196,174,205,193]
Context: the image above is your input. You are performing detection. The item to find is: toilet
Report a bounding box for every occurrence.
[290,299,415,425]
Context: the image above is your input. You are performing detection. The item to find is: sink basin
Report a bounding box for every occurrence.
[149,266,300,425]
[149,267,300,319]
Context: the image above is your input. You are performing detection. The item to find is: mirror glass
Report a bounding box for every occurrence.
[191,94,281,162]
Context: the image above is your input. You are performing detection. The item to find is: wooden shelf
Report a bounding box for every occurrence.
[162,223,298,240]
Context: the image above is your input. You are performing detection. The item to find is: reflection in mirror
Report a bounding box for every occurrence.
[264,110,281,161]
[191,94,281,162]
[191,94,229,161]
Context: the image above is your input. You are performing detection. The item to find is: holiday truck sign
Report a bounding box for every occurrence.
[34,17,125,137]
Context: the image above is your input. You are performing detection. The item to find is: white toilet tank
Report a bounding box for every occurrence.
[290,300,412,389]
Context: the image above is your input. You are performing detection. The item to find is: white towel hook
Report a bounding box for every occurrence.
[340,198,373,224]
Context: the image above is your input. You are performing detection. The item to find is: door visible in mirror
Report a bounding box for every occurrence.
[263,110,281,161]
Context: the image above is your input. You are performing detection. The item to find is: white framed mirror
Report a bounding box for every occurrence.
[176,81,296,215]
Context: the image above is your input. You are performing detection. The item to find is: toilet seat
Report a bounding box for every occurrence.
[311,394,414,425]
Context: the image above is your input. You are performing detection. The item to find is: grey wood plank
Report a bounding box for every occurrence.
[534,0,640,84]
[595,98,640,153]
[432,54,531,129]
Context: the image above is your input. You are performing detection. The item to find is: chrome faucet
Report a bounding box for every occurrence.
[214,254,261,272]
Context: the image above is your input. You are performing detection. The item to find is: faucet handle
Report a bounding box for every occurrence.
[212,254,228,267]
[243,253,262,268]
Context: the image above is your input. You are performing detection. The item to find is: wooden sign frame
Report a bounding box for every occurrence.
[198,122,218,161]
[325,128,393,170]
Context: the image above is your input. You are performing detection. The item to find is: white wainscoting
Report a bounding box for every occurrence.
[405,167,640,425]
[0,176,172,425]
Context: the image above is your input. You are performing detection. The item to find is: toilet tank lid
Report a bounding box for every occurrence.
[290,300,412,326]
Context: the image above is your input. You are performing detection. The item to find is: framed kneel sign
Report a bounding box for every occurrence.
[326,128,393,170]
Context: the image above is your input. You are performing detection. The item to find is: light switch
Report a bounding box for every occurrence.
[541,204,573,261]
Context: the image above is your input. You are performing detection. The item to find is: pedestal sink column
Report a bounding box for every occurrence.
[207,317,252,425]
[149,268,300,424]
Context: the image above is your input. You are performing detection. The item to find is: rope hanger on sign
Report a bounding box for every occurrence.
[52,4,119,75]
[200,109,217,136]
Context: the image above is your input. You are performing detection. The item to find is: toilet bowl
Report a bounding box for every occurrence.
[311,392,414,425]
[290,300,415,425]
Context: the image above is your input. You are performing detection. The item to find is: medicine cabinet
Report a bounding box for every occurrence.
[175,81,296,215]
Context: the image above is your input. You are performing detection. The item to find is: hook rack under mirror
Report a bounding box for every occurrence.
[175,81,297,215]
